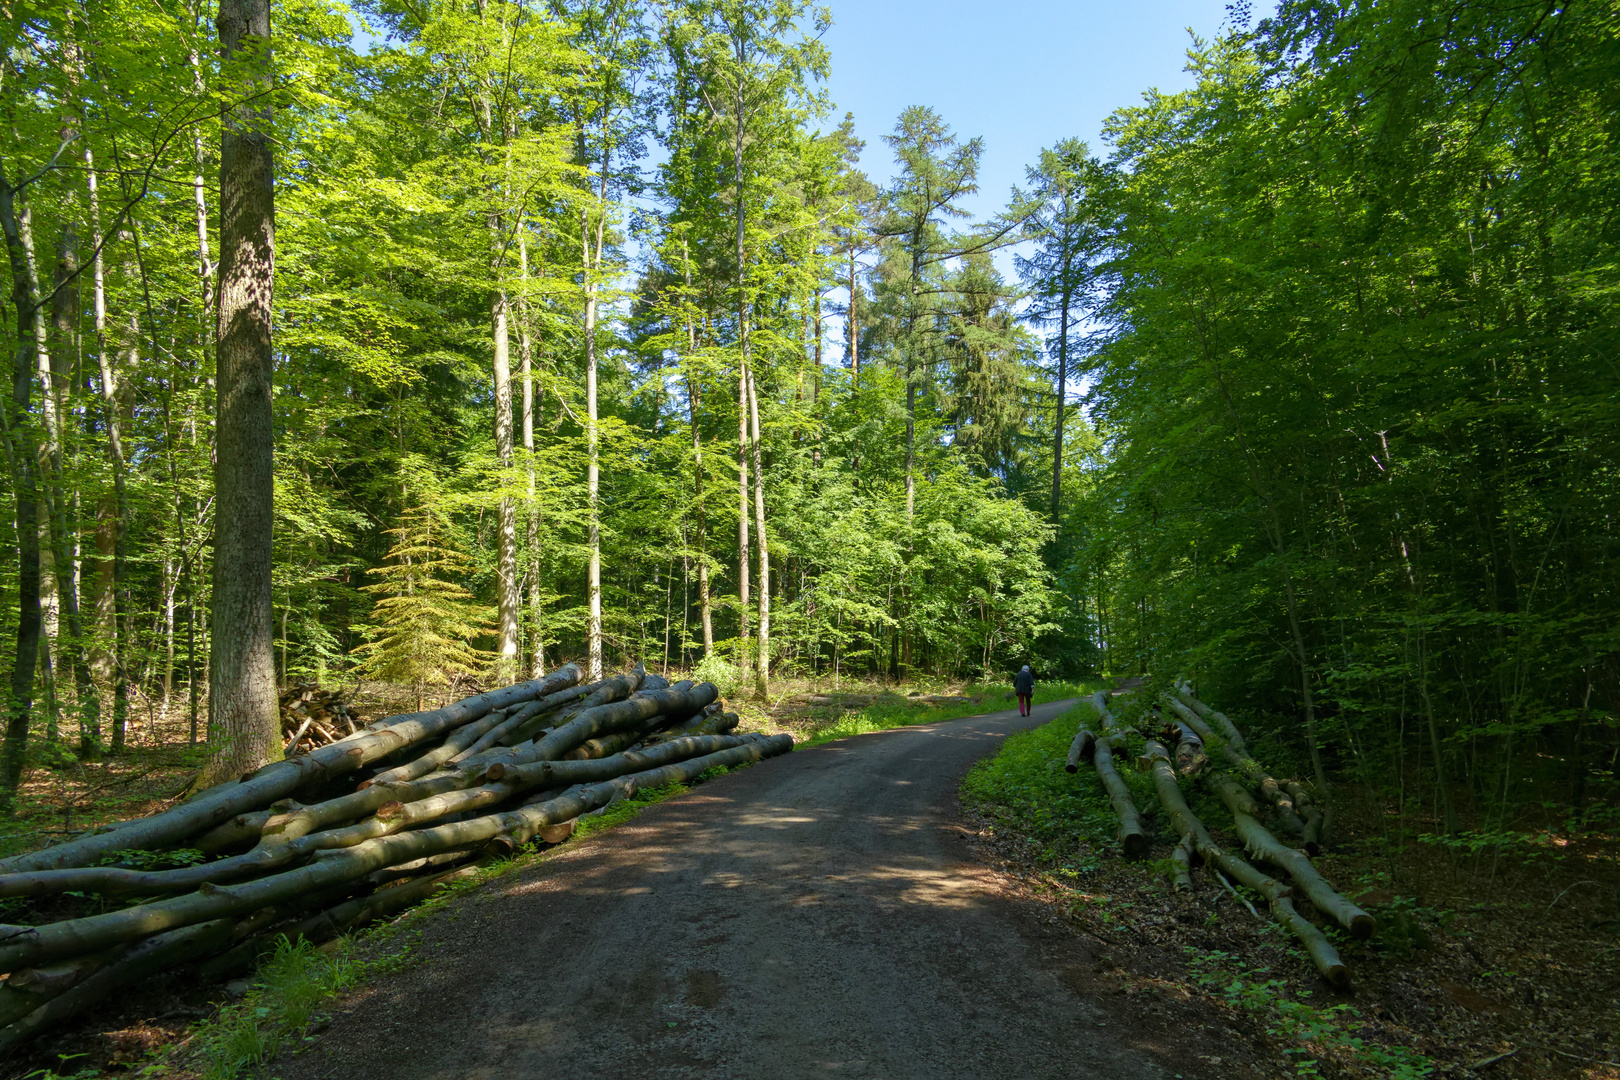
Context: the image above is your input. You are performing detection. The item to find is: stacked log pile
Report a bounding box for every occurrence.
[0,663,789,1053]
[279,684,360,752]
[1068,685,1373,988]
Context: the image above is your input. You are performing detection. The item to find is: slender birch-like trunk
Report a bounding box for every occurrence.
[518,232,543,678]
[747,364,769,698]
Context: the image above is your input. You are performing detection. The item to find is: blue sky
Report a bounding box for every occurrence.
[809,0,1264,364]
[820,0,1256,219]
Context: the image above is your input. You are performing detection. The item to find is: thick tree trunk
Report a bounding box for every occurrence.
[208,0,279,786]
[0,166,44,811]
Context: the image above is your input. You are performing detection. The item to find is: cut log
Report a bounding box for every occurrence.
[1078,693,1146,856]
[1205,772,1374,939]
[1064,727,1096,772]
[1142,740,1349,987]
[465,682,719,779]
[1170,834,1194,893]
[494,734,755,787]
[1166,695,1308,840]
[0,909,279,1056]
[362,706,516,788]
[0,734,793,973]
[497,667,646,747]
[1172,721,1206,775]
[0,664,585,874]
[644,710,739,744]
[1285,781,1325,852]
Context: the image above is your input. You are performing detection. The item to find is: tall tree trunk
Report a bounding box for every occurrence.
[207,0,280,784]
[582,207,603,680]
[747,364,769,698]
[491,283,520,682]
[1051,287,1070,521]
[0,165,45,809]
[847,247,858,381]
[87,144,127,750]
[733,89,751,686]
[518,233,543,679]
[46,219,103,755]
[682,249,712,658]
[736,364,751,683]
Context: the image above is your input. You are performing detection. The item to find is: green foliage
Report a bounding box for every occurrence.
[351,506,493,704]
[1186,950,1434,1080]
[198,937,372,1080]
[958,695,1132,859]
[1064,1,1620,818]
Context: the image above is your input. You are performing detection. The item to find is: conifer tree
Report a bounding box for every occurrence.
[353,507,491,712]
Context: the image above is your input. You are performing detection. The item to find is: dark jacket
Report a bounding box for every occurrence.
[1013,668,1035,695]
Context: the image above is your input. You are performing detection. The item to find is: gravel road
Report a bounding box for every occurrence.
[274,697,1178,1080]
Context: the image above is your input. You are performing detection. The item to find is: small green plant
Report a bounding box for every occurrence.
[691,653,741,699]
[1184,949,1433,1079]
[199,936,371,1079]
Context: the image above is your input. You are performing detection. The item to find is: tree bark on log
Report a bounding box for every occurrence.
[1142,740,1349,987]
[1064,727,1095,773]
[0,666,584,874]
[0,733,790,972]
[1205,772,1374,939]
[644,709,738,745]
[497,666,645,747]
[1166,695,1309,843]
[203,864,481,979]
[0,907,280,1055]
[1080,693,1146,856]
[464,682,718,779]
[496,734,754,787]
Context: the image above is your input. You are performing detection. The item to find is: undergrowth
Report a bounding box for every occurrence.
[959,696,1152,860]
[961,701,1437,1079]
[798,679,1102,749]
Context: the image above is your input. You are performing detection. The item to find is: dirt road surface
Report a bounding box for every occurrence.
[274,699,1185,1080]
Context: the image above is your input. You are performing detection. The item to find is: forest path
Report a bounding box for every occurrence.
[274,697,1172,1080]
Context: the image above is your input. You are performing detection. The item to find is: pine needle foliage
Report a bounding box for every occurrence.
[352,507,493,709]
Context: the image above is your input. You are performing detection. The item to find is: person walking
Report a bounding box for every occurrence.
[1013,664,1035,717]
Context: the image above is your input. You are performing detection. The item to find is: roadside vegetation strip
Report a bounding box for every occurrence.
[960,700,1435,1079]
[797,680,1102,749]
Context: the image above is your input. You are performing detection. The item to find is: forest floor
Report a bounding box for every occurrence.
[962,691,1620,1080]
[6,675,1613,1079]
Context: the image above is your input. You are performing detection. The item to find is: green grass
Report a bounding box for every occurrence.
[797,679,1104,749]
[959,695,1152,861]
